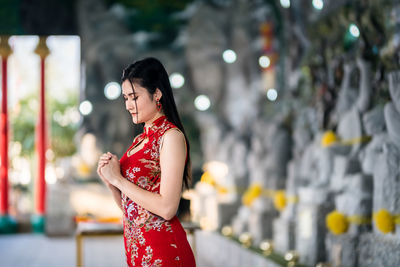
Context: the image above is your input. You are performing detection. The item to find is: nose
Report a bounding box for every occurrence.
[125,99,135,111]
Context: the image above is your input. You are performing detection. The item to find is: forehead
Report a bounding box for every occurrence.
[122,80,147,95]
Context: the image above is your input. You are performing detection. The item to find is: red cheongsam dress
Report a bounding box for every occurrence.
[119,116,196,267]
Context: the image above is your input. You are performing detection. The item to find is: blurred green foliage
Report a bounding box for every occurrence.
[11,95,36,157]
[48,93,79,158]
[105,0,192,46]
[11,91,79,159]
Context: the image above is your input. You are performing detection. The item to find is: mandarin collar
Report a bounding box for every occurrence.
[143,115,167,137]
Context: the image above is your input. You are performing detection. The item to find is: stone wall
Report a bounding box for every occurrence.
[186,1,400,266]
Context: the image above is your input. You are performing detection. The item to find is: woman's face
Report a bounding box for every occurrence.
[122,80,160,125]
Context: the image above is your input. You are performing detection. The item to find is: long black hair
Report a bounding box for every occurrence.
[121,57,191,189]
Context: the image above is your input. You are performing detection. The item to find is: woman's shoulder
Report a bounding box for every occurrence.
[159,126,185,152]
[163,127,184,139]
[158,118,178,135]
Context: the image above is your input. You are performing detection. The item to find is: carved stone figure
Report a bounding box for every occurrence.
[356,58,372,113]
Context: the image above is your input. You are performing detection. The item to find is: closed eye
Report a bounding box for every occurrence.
[123,96,138,101]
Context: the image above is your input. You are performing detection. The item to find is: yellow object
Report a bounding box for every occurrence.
[96,217,122,223]
[75,215,121,224]
[321,130,371,148]
[340,136,371,146]
[321,130,338,147]
[284,250,299,267]
[200,171,216,186]
[259,240,274,256]
[77,162,92,177]
[217,186,229,194]
[200,171,230,194]
[347,215,371,225]
[221,225,233,237]
[274,190,287,211]
[242,184,262,206]
[374,209,395,234]
[326,211,349,235]
[238,232,253,248]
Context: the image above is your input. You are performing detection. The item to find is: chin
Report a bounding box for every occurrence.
[131,117,139,124]
[132,117,144,125]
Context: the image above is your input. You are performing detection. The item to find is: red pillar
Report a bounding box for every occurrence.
[0,37,11,216]
[36,56,46,215]
[32,36,49,232]
[0,36,16,233]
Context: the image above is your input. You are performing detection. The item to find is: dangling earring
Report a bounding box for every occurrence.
[156,99,162,111]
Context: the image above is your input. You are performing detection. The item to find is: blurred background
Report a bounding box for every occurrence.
[1,0,400,266]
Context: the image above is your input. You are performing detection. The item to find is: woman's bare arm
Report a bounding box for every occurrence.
[108,185,122,211]
[101,129,186,220]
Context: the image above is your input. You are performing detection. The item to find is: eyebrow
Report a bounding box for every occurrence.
[122,92,138,97]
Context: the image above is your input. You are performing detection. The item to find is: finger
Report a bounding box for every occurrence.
[97,168,103,178]
[97,163,104,173]
[99,159,109,165]
[98,163,107,169]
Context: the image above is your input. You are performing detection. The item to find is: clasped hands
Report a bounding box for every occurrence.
[97,152,122,188]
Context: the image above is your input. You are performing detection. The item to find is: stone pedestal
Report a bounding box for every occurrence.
[45,183,75,236]
[325,234,359,267]
[249,208,277,245]
[191,182,241,231]
[273,217,295,254]
[295,187,333,266]
[218,201,241,228]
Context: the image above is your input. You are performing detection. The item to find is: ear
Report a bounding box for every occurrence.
[155,88,163,100]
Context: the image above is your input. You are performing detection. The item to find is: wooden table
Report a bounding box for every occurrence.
[75,222,123,267]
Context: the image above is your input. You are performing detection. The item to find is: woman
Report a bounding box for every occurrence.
[97,57,196,266]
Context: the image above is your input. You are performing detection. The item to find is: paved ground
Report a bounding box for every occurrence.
[0,233,125,267]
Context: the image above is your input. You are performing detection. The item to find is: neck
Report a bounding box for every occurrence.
[144,112,164,131]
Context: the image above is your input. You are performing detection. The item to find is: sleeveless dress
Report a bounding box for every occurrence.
[119,116,196,267]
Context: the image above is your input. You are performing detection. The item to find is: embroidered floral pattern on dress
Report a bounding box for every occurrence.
[142,246,163,267]
[119,116,195,267]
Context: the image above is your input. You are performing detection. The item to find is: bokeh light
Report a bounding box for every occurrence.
[312,0,324,10]
[349,24,360,38]
[222,49,237,63]
[194,95,211,111]
[169,72,185,89]
[259,56,271,68]
[79,100,93,115]
[104,82,121,100]
[266,88,278,101]
[280,0,290,8]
